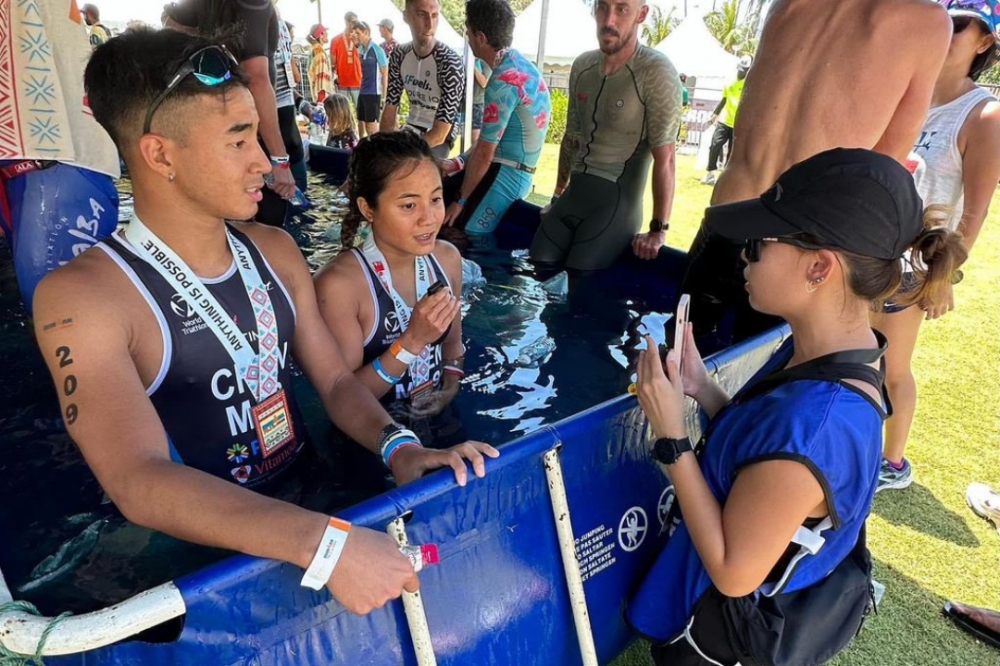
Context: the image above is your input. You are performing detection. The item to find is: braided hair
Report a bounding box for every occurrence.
[341,131,438,249]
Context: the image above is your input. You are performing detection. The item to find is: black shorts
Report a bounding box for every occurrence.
[357,94,381,123]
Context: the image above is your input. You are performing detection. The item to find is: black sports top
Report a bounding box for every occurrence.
[99,225,307,493]
[351,248,451,402]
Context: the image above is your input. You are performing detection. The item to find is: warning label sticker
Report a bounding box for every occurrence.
[574,525,617,583]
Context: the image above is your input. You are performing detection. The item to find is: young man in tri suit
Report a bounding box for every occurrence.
[32,28,496,615]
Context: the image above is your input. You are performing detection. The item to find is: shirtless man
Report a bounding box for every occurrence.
[683,0,953,348]
[33,28,494,615]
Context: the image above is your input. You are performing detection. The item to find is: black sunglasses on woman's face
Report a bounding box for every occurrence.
[743,237,826,263]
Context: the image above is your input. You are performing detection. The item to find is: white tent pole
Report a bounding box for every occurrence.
[387,518,438,666]
[536,0,550,68]
[543,448,599,666]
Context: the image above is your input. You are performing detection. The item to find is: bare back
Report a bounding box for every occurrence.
[713,0,952,204]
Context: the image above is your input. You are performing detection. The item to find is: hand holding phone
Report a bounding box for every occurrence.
[426,280,446,296]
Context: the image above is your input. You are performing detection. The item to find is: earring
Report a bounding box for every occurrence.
[167,173,175,182]
[806,276,825,293]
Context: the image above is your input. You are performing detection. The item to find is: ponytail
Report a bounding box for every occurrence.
[892,225,968,309]
[836,206,967,310]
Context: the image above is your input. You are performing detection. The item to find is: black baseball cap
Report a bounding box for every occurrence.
[704,148,924,260]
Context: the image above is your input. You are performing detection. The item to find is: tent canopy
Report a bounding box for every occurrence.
[655,15,738,92]
[512,0,597,68]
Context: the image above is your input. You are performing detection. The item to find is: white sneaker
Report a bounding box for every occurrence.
[700,172,716,185]
[966,483,1000,536]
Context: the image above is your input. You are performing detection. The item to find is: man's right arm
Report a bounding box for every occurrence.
[32,270,416,614]
[555,66,581,196]
[380,47,404,132]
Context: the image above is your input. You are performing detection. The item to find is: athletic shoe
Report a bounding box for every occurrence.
[966,483,1000,536]
[700,172,716,185]
[876,458,913,493]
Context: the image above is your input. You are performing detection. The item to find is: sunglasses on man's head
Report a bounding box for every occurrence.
[143,45,239,135]
[743,236,827,263]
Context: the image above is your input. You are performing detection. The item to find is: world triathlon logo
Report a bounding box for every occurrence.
[170,294,195,318]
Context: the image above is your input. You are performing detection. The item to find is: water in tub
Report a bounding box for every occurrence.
[0,172,671,614]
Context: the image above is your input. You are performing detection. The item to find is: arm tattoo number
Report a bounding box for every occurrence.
[54,346,78,424]
[55,346,74,368]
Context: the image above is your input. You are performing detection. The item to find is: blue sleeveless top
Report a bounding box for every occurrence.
[627,337,885,642]
[352,248,451,403]
[99,225,308,494]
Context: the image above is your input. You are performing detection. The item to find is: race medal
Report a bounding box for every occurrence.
[254,389,295,458]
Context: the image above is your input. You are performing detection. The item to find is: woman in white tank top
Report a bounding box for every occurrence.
[875,1,1000,493]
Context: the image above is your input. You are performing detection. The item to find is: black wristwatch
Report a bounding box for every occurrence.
[648,218,668,233]
[652,436,692,465]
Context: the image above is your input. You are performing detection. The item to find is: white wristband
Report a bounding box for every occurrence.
[300,517,352,590]
[390,341,419,365]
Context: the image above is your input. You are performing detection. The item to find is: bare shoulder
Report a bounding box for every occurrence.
[231,220,302,261]
[975,98,1000,127]
[433,239,461,269]
[892,0,951,41]
[33,246,133,354]
[964,98,1000,147]
[34,245,127,322]
[314,249,366,303]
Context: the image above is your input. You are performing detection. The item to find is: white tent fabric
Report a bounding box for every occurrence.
[512,0,597,67]
[655,15,738,95]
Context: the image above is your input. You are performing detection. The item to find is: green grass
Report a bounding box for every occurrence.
[526,146,1000,666]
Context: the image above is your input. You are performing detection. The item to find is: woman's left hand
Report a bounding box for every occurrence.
[921,283,954,320]
[635,335,687,440]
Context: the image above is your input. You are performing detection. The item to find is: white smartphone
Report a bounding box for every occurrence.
[674,294,690,372]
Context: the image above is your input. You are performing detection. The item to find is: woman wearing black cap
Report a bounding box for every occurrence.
[626,149,966,666]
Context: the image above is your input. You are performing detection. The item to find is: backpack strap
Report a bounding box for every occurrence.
[734,331,890,420]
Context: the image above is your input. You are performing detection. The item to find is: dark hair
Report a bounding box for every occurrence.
[466,0,515,50]
[84,27,248,153]
[970,43,999,80]
[353,21,371,34]
[799,206,967,310]
[963,18,1000,80]
[342,132,438,248]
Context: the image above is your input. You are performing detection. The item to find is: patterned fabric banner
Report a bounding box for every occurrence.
[1,0,119,178]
